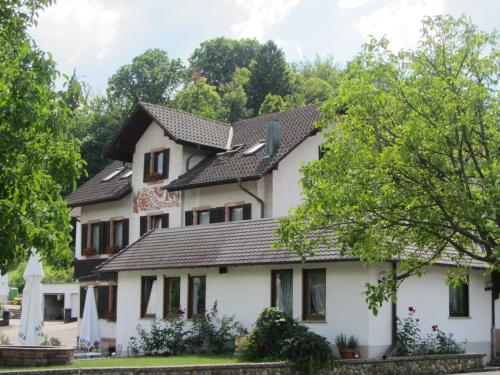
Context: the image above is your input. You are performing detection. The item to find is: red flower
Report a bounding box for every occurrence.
[432,325,438,332]
[408,306,415,313]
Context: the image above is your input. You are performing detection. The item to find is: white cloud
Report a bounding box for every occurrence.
[354,0,448,51]
[231,0,301,40]
[338,0,372,10]
[29,0,122,75]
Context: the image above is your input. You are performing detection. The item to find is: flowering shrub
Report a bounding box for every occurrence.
[396,306,465,356]
[129,318,186,356]
[238,308,334,375]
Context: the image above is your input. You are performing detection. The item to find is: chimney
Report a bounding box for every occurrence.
[265,120,281,157]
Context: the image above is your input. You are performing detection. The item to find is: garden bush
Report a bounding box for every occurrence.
[396,306,465,356]
[238,307,334,375]
[128,302,241,356]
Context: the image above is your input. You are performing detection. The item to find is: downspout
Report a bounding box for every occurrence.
[186,145,201,172]
[238,178,264,218]
[491,273,496,362]
[383,260,398,359]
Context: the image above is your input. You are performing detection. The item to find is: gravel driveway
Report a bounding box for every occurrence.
[0,319,78,347]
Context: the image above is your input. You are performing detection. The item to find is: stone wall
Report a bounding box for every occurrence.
[0,346,74,367]
[3,354,484,375]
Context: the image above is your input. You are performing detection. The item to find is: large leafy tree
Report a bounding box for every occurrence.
[189,37,261,89]
[248,40,293,114]
[0,0,84,271]
[276,16,499,313]
[174,78,223,120]
[220,67,251,122]
[107,48,185,113]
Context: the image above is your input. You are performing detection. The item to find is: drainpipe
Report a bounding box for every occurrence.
[491,273,496,362]
[238,178,264,218]
[383,261,398,359]
[186,145,201,172]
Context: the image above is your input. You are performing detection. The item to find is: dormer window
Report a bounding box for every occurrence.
[144,149,170,182]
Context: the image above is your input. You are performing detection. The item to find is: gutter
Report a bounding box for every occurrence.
[238,178,265,218]
[383,261,398,359]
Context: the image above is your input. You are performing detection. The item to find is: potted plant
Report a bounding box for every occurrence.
[105,245,121,256]
[335,334,359,359]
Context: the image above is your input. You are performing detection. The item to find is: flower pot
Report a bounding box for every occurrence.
[340,349,356,359]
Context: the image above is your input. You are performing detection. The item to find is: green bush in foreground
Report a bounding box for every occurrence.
[238,307,334,374]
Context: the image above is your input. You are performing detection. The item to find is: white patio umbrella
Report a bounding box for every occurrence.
[78,286,101,349]
[18,248,45,345]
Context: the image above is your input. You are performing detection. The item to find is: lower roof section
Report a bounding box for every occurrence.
[97,218,486,273]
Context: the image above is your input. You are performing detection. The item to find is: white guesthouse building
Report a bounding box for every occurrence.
[66,102,499,360]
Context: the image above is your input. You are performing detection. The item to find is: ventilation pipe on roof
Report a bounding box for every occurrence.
[265,120,281,158]
[225,126,234,150]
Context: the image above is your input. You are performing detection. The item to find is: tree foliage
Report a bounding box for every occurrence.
[0,0,84,271]
[174,78,223,120]
[188,37,260,89]
[275,16,499,313]
[248,40,293,114]
[259,93,288,115]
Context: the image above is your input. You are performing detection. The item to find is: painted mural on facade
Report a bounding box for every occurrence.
[133,187,180,213]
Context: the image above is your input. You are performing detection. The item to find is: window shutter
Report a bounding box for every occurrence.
[140,216,148,236]
[215,207,225,222]
[111,285,118,315]
[103,221,110,252]
[122,219,129,247]
[209,208,217,223]
[185,211,193,226]
[161,213,169,228]
[97,286,109,319]
[243,203,252,220]
[143,153,151,182]
[81,224,88,254]
[97,222,105,253]
[79,286,86,318]
[162,149,170,179]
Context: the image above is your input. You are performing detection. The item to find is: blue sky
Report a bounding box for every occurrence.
[29,0,499,94]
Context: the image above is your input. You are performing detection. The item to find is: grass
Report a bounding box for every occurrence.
[0,355,248,372]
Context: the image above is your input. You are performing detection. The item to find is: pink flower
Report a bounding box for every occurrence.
[432,325,438,332]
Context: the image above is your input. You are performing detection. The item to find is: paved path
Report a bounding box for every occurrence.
[0,319,78,347]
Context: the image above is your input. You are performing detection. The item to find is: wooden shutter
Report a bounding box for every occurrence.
[81,224,88,254]
[210,207,225,223]
[162,149,170,179]
[103,221,110,252]
[161,213,169,228]
[143,153,151,182]
[111,285,118,315]
[79,286,86,318]
[185,211,193,226]
[243,203,252,220]
[96,285,109,319]
[98,222,106,253]
[122,219,129,247]
[140,216,148,236]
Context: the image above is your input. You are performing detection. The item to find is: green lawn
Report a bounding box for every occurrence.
[1,355,248,372]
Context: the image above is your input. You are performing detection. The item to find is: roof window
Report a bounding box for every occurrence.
[120,169,133,179]
[101,167,125,182]
[243,140,266,155]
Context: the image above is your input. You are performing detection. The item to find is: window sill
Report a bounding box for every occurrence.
[139,315,156,320]
[146,178,165,185]
[448,316,471,319]
[302,320,327,323]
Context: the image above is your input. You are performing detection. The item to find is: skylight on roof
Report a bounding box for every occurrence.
[120,169,133,179]
[243,140,266,155]
[102,167,125,182]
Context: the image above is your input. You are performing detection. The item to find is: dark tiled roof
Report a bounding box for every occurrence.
[140,102,230,150]
[97,218,486,273]
[65,161,132,207]
[106,103,230,161]
[166,103,322,190]
[98,219,342,272]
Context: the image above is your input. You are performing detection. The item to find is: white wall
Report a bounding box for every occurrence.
[397,267,491,359]
[272,133,324,217]
[114,262,492,359]
[0,274,8,303]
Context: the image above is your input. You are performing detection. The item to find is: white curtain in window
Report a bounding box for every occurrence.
[310,272,326,315]
[145,279,157,316]
[192,278,200,315]
[276,273,293,315]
